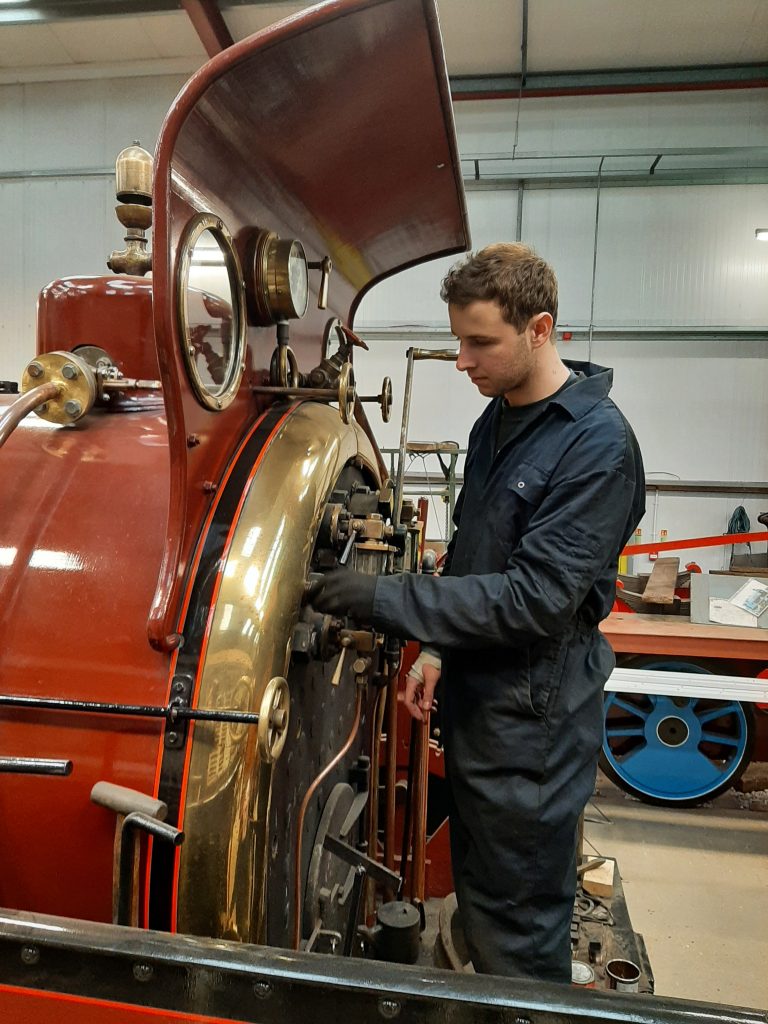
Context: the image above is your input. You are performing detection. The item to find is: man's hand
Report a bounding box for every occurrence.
[405,650,442,722]
[305,567,377,621]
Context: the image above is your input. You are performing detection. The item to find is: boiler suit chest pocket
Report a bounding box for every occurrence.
[491,462,551,548]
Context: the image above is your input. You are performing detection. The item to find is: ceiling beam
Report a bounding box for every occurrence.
[451,64,768,100]
[181,0,234,58]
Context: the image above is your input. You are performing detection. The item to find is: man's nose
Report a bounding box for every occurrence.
[455,343,472,372]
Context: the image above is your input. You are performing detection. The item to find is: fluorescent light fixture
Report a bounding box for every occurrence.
[756,229,768,241]
[191,252,225,266]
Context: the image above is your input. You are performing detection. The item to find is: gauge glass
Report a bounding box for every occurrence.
[287,241,309,318]
[185,228,236,395]
[178,213,246,410]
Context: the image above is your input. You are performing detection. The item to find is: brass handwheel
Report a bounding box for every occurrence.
[337,362,356,424]
[257,676,290,763]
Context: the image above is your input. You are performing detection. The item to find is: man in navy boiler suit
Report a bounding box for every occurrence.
[312,243,645,982]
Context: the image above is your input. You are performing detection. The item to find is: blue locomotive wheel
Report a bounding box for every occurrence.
[600,657,755,807]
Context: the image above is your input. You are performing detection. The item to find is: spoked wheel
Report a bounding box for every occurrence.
[600,657,755,807]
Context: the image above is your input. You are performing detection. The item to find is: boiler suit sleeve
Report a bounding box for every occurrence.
[372,462,638,650]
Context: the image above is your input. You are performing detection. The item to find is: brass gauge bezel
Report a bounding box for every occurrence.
[177,212,246,411]
[248,229,310,325]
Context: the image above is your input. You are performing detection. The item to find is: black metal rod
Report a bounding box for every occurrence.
[0,757,72,776]
[117,812,183,927]
[0,694,259,726]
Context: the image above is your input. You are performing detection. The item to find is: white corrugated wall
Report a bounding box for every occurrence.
[1,79,767,565]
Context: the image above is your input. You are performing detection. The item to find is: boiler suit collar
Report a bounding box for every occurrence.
[547,359,613,421]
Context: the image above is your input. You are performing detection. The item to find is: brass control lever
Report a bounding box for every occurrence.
[308,256,333,309]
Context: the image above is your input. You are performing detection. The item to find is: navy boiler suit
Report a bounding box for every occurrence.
[372,360,645,982]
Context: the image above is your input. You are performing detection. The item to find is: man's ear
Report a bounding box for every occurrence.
[529,312,554,349]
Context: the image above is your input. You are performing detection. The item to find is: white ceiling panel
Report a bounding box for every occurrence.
[436,0,520,75]
[0,0,766,77]
[0,25,73,68]
[529,0,768,72]
[49,16,162,63]
[138,12,207,59]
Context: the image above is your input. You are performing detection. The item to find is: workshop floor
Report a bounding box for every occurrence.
[585,772,768,1010]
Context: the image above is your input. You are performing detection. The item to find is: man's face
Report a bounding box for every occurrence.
[449,300,535,398]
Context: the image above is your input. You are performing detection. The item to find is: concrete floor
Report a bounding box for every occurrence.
[585,773,768,1010]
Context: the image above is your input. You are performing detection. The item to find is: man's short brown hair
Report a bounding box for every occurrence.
[440,243,558,331]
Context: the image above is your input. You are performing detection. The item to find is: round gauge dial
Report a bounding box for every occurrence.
[248,231,311,324]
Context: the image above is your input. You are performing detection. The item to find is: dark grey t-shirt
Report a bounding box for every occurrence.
[494,370,581,454]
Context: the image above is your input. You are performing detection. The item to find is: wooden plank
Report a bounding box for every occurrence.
[604,613,768,641]
[601,612,768,661]
[581,857,615,899]
[641,557,680,604]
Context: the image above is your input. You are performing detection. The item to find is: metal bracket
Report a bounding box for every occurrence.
[164,673,194,749]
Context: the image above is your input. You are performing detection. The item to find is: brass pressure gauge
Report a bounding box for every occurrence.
[248,230,310,324]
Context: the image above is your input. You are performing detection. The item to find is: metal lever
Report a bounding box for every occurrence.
[308,256,333,309]
[117,811,183,926]
[0,757,72,776]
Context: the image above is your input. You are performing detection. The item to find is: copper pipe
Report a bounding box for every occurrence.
[366,683,388,919]
[411,717,430,902]
[292,683,364,950]
[0,382,61,450]
[383,674,398,872]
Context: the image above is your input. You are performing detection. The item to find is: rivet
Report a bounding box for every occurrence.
[27,362,44,379]
[186,434,200,448]
[20,946,39,966]
[166,731,178,744]
[202,480,217,493]
[133,962,154,982]
[379,999,401,1019]
[253,981,272,999]
[62,363,78,380]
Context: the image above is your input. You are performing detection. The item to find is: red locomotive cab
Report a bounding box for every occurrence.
[0,0,468,953]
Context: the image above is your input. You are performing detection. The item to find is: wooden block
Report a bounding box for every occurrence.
[581,856,615,899]
[641,557,680,605]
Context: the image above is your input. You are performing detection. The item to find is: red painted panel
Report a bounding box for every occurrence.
[0,400,170,922]
[0,985,250,1024]
[37,277,159,382]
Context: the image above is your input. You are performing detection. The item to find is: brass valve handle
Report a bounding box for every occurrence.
[252,360,356,426]
[358,376,393,423]
[257,676,290,763]
[308,256,333,310]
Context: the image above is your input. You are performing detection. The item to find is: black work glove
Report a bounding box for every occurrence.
[307,568,377,621]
